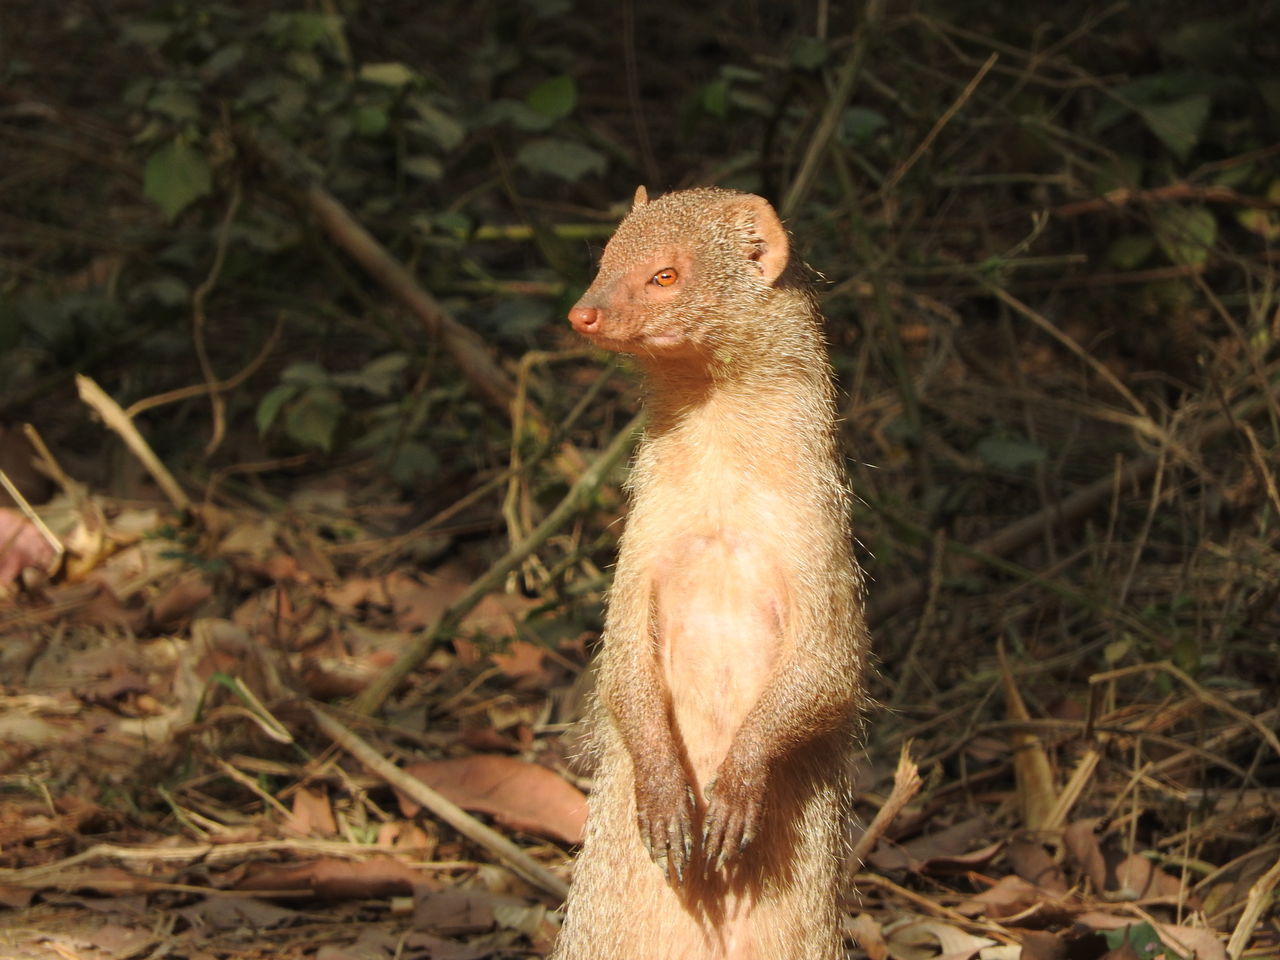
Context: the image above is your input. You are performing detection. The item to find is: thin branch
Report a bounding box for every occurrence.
[191,179,243,456]
[309,705,569,902]
[75,374,191,513]
[1089,661,1280,760]
[1054,182,1280,218]
[127,313,285,418]
[881,53,998,197]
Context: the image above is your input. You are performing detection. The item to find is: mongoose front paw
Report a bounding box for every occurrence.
[702,762,766,872]
[634,769,696,884]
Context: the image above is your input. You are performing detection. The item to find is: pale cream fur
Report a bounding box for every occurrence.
[553,187,867,960]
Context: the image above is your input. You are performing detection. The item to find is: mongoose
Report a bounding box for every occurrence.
[553,186,868,960]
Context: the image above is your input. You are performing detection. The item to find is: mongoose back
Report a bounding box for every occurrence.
[554,186,868,960]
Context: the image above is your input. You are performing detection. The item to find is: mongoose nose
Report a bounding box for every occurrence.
[569,305,601,334]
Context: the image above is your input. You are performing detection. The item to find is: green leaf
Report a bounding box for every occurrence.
[1092,72,1212,135]
[284,387,343,452]
[1103,922,1181,960]
[791,37,829,70]
[360,61,417,87]
[403,155,444,181]
[409,97,466,150]
[975,433,1047,472]
[1092,155,1144,194]
[729,89,774,116]
[482,98,553,132]
[484,298,553,342]
[1236,209,1279,238]
[429,211,472,237]
[202,44,245,80]
[383,440,441,486]
[285,50,322,81]
[721,65,764,83]
[129,275,190,307]
[123,77,154,108]
[143,140,212,221]
[147,88,200,122]
[527,75,576,120]
[701,78,729,118]
[332,353,409,396]
[281,361,330,386]
[256,383,298,435]
[360,353,411,388]
[1160,18,1242,65]
[1154,206,1216,266]
[352,104,389,137]
[1105,234,1156,270]
[240,74,308,121]
[514,138,606,182]
[1138,93,1210,160]
[841,106,888,145]
[1237,181,1280,239]
[121,21,174,48]
[266,12,345,51]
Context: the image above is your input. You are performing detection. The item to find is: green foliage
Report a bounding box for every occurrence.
[526,75,576,121]
[359,62,417,87]
[790,37,829,71]
[0,0,643,490]
[840,107,889,146]
[1105,234,1156,270]
[1093,74,1214,161]
[143,139,212,220]
[1154,206,1217,267]
[1103,922,1184,960]
[257,355,411,455]
[515,138,606,182]
[974,433,1048,472]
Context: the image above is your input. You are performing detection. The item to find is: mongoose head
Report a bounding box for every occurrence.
[568,186,793,362]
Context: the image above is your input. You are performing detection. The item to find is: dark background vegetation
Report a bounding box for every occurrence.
[1,1,1278,957]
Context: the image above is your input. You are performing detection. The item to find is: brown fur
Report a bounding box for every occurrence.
[554,187,869,960]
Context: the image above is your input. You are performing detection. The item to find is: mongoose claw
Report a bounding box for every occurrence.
[701,764,765,873]
[634,774,696,885]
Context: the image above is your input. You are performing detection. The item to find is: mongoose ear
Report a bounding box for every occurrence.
[742,195,790,285]
[632,185,649,210]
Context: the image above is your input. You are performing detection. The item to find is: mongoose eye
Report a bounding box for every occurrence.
[651,268,679,287]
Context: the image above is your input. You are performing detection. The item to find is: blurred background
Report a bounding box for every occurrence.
[1,2,1277,958]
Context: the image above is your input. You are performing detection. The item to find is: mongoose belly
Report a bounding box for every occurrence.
[655,530,783,787]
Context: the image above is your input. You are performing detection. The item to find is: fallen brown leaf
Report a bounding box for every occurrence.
[491,639,551,688]
[1007,835,1068,894]
[286,786,338,838]
[1063,818,1108,890]
[401,755,587,845]
[884,917,995,960]
[237,857,438,899]
[956,874,1072,921]
[1113,852,1192,904]
[868,816,991,874]
[414,887,497,935]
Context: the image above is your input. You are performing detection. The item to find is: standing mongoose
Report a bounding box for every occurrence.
[553,186,868,960]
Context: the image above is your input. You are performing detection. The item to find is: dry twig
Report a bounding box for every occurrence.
[309,705,569,901]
